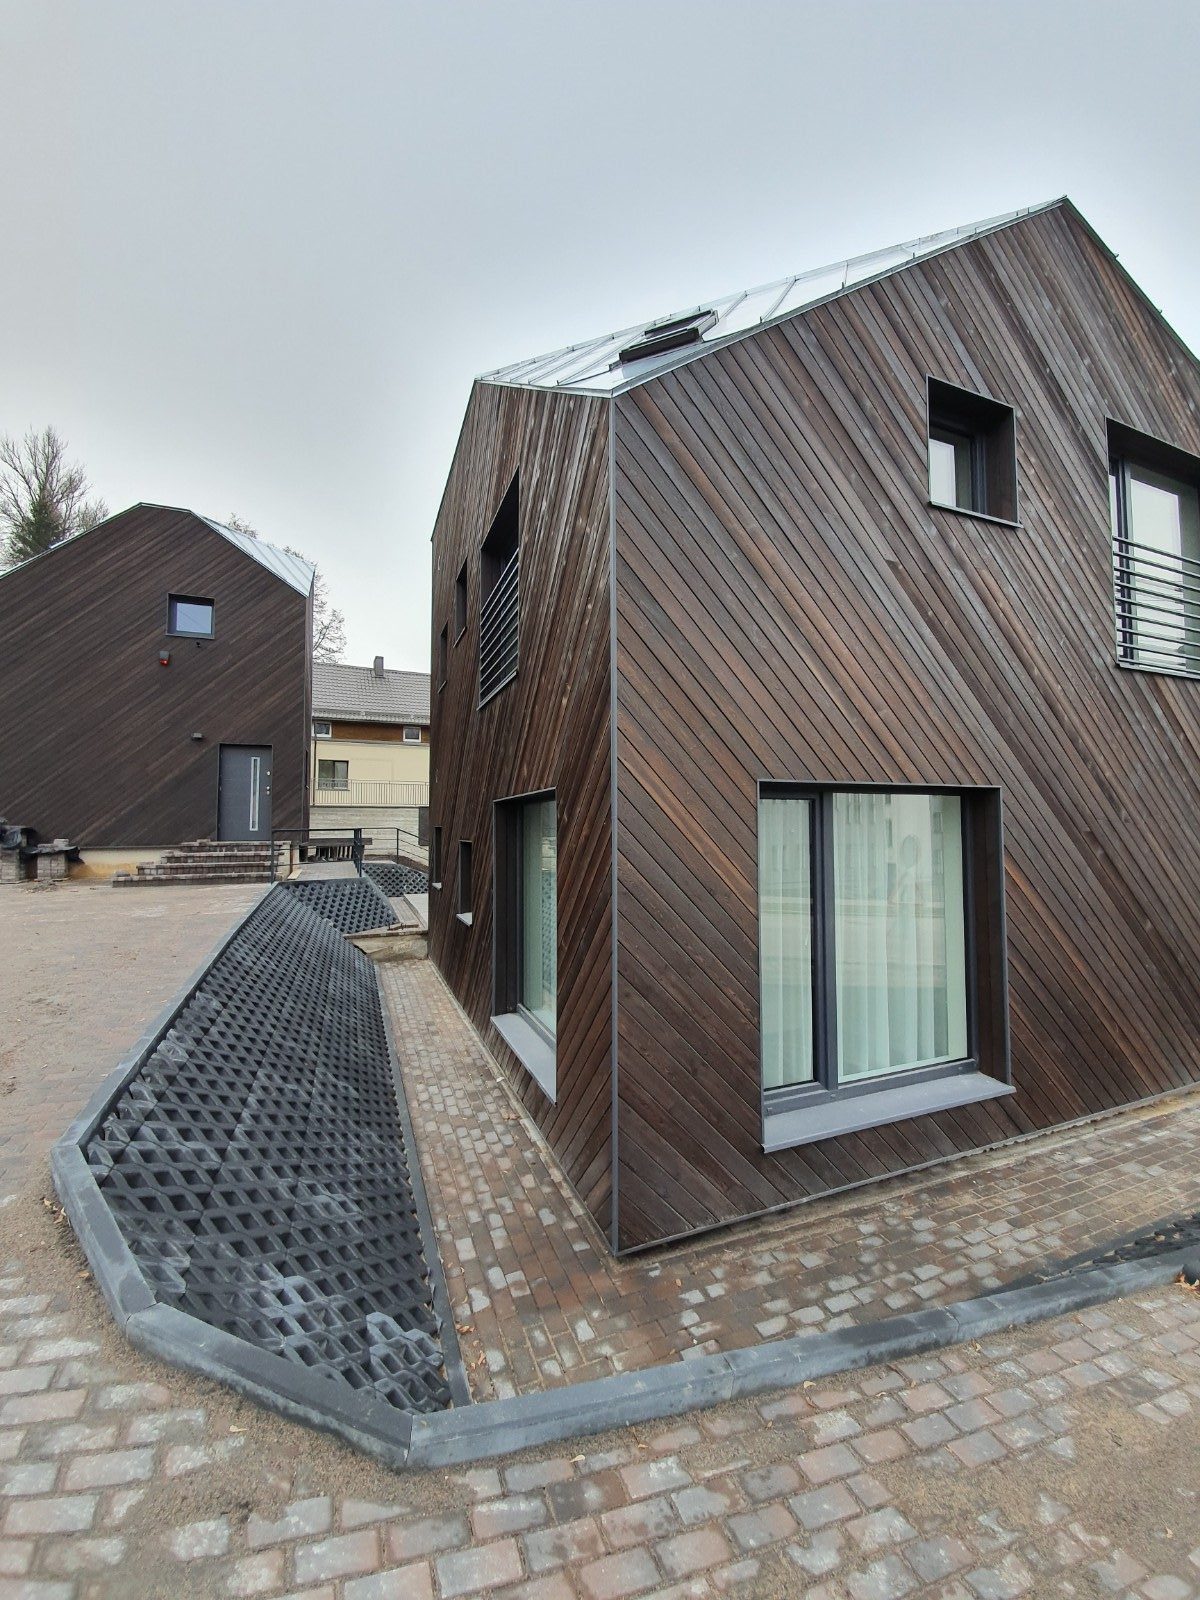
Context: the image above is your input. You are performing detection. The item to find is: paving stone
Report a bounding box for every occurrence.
[246,1497,333,1548]
[294,1531,380,1585]
[4,1494,97,1535]
[436,1537,523,1597]
[523,1515,606,1573]
[578,1547,661,1599]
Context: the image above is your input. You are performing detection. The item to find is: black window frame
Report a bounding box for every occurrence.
[431,826,442,889]
[1107,418,1200,680]
[166,593,215,639]
[490,788,558,1100]
[479,474,520,707]
[926,377,1019,526]
[456,838,473,924]
[757,780,1012,1152]
[454,561,468,641]
[437,624,448,691]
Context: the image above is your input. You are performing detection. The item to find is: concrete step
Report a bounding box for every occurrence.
[113,869,274,887]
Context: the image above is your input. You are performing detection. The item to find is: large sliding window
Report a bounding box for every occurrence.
[492,790,558,1099]
[759,785,1010,1151]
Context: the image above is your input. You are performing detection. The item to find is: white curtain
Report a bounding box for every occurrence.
[833,792,967,1081]
[759,796,814,1089]
[521,799,557,1032]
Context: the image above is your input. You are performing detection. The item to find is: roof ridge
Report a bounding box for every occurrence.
[479,200,1064,396]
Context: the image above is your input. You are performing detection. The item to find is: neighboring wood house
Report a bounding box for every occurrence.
[429,197,1200,1253]
[0,503,313,878]
[310,658,429,855]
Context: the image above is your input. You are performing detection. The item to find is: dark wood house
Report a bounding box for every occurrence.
[0,503,313,874]
[428,198,1200,1253]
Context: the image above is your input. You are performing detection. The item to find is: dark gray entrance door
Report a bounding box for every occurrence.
[217,746,272,842]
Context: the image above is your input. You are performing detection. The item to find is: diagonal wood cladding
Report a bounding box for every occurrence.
[427,383,614,1236]
[611,203,1200,1249]
[0,505,310,847]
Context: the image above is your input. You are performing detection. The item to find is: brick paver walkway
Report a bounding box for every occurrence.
[380,960,1200,1403]
[3,881,1200,1597]
[0,1243,1197,1598]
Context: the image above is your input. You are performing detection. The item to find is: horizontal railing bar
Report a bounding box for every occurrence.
[1119,534,1200,573]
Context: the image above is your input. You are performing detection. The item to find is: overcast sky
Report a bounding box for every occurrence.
[3,0,1199,671]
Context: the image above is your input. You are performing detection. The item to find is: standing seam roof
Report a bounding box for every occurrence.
[479,201,1064,396]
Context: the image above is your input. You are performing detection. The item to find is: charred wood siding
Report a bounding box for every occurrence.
[427,383,614,1235]
[612,204,1200,1249]
[0,506,310,846]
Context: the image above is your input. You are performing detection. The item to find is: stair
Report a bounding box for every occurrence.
[112,839,290,888]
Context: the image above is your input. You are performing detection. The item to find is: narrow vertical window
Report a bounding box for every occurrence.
[457,840,472,922]
[454,562,468,639]
[431,826,442,887]
[479,475,520,703]
[438,625,448,690]
[491,789,557,1098]
[832,791,967,1080]
[758,795,814,1089]
[520,798,557,1034]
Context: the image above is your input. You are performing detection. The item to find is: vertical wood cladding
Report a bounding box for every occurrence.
[0,506,311,847]
[427,383,614,1235]
[612,204,1200,1249]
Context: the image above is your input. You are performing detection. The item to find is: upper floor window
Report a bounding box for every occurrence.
[438,624,448,690]
[1108,421,1200,678]
[479,474,519,705]
[402,725,423,743]
[454,561,468,640]
[167,594,214,637]
[313,720,332,739]
[927,378,1017,524]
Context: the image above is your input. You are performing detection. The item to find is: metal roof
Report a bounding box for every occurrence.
[201,517,314,596]
[480,201,1064,396]
[312,660,431,725]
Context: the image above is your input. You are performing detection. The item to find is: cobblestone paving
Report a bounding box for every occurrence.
[4,877,1200,1596]
[380,960,1200,1402]
[0,1240,1197,1597]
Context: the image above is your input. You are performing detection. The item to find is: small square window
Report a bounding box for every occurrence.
[927,378,1017,523]
[454,562,468,640]
[402,725,423,744]
[313,720,332,739]
[317,759,348,790]
[167,594,214,637]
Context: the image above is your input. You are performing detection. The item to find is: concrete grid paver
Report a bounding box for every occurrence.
[2,881,1200,1596]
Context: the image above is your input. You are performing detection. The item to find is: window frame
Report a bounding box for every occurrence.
[454,561,468,642]
[490,787,558,1100]
[456,838,473,925]
[312,720,332,740]
[757,780,1012,1152]
[437,624,448,691]
[166,593,215,639]
[479,474,520,707]
[402,725,423,744]
[431,826,442,889]
[316,758,349,791]
[925,377,1020,528]
[1107,418,1200,681]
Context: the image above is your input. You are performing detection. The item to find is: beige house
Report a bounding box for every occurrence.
[311,657,429,857]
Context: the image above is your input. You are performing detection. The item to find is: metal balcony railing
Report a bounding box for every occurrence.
[479,550,519,705]
[1114,535,1200,677]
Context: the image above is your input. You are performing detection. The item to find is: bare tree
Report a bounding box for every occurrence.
[226,513,346,664]
[0,427,108,567]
